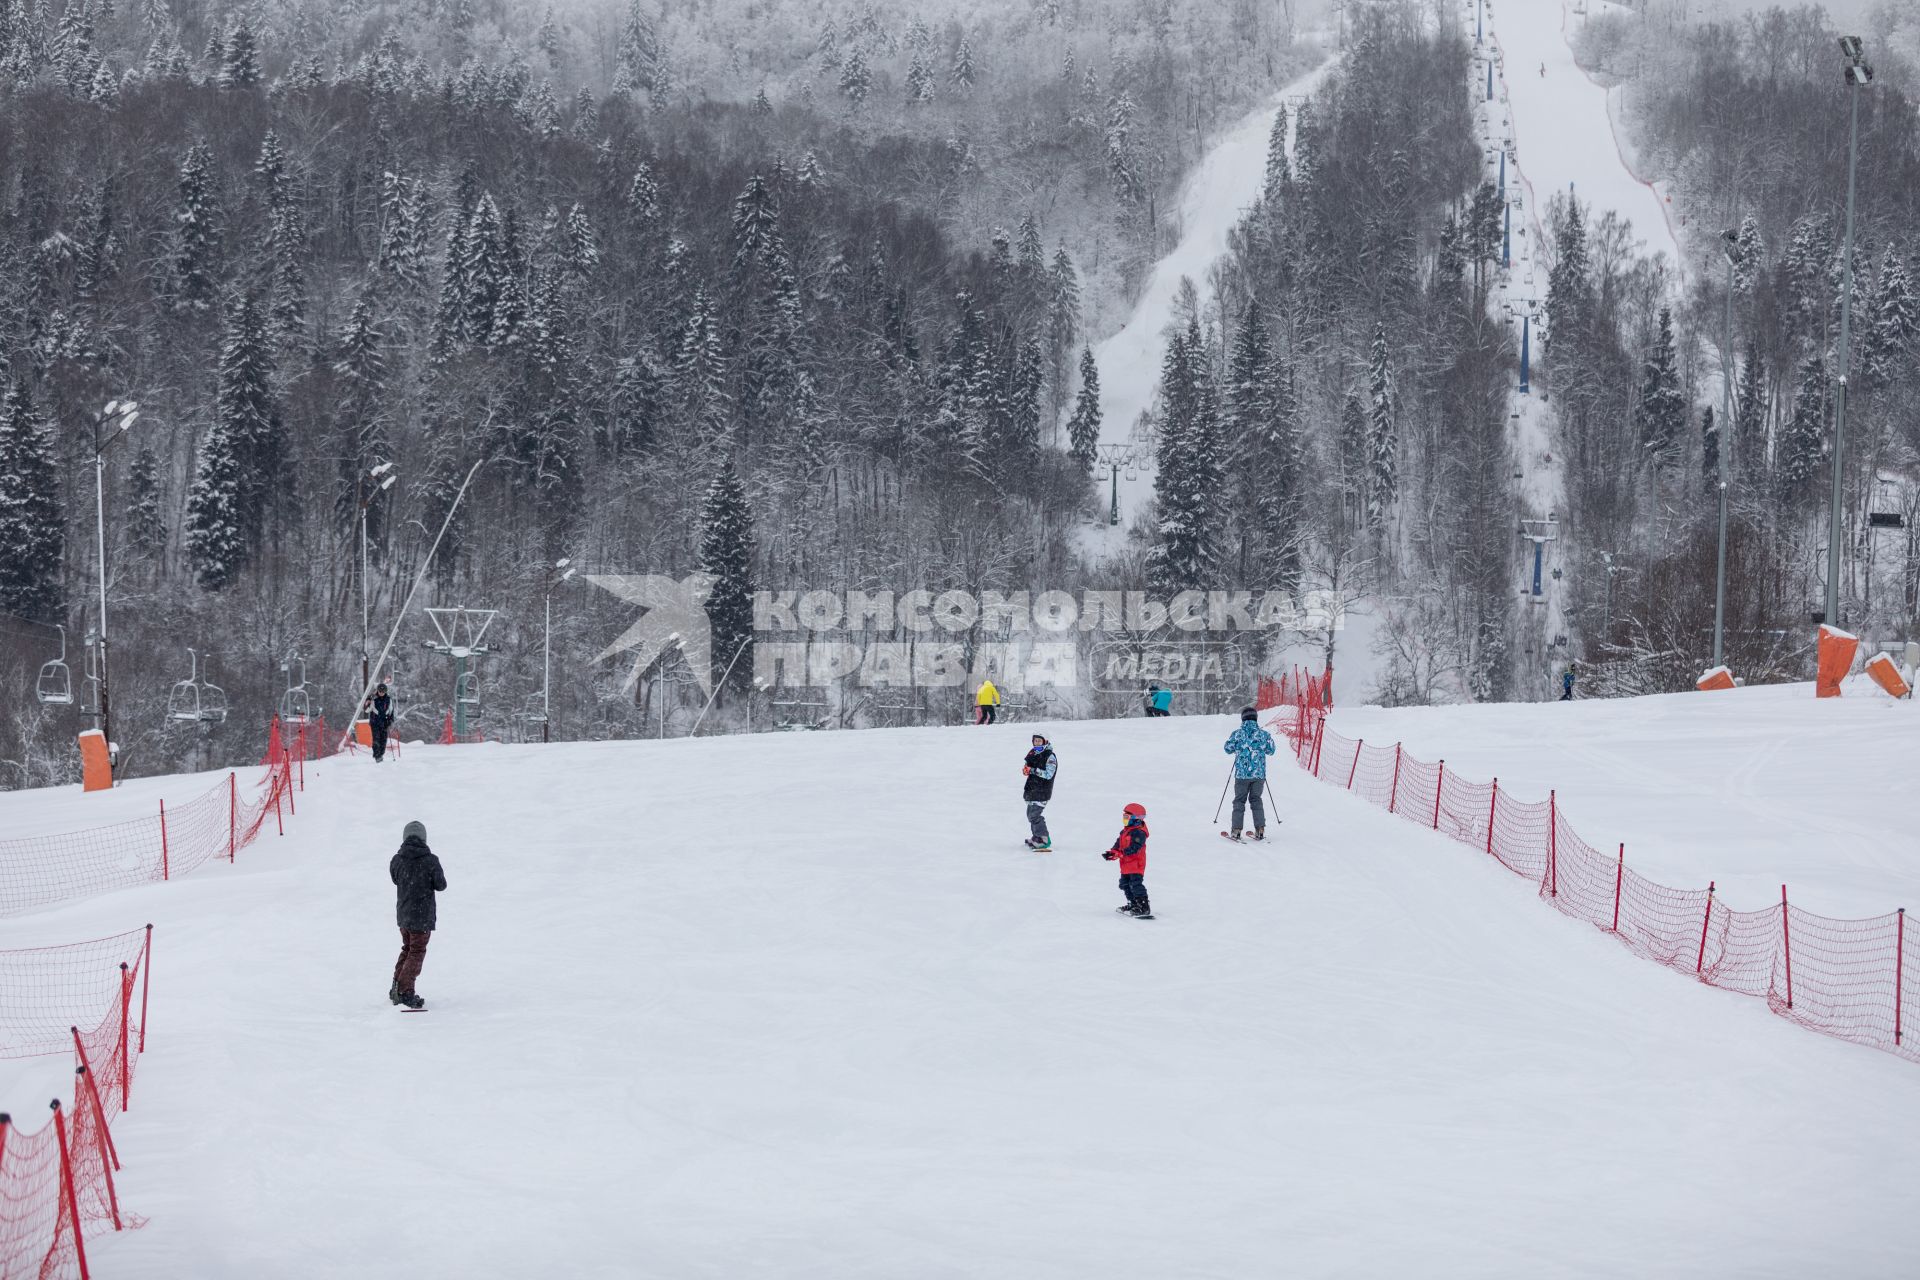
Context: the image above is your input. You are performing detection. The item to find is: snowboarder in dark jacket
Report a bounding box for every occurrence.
[389,820,445,1009]
[1103,803,1151,917]
[1022,734,1057,850]
[363,684,394,762]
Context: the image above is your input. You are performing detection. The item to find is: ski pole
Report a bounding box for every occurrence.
[1212,766,1235,824]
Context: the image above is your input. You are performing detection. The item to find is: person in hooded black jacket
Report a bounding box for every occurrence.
[389,820,446,1009]
[363,683,394,762]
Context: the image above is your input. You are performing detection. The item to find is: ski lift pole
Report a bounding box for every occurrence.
[689,641,754,737]
[336,457,489,756]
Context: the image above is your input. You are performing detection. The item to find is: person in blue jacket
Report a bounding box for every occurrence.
[1144,684,1173,717]
[1222,707,1276,840]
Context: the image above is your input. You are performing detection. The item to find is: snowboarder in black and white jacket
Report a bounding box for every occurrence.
[1022,734,1057,850]
[389,820,446,1009]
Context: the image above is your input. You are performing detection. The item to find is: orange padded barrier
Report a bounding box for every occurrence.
[1815,625,1859,699]
[1696,666,1735,692]
[1865,652,1910,700]
[78,730,113,793]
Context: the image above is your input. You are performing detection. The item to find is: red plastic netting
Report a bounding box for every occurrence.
[0,729,305,921]
[0,928,150,1279]
[1294,717,1916,1066]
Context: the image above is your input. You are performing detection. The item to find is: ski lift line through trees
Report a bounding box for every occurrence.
[336,457,491,756]
[36,624,74,706]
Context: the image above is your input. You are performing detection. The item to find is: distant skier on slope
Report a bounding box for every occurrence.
[1144,683,1173,717]
[1539,62,1546,77]
[1561,663,1576,701]
[1103,802,1152,918]
[1022,733,1057,850]
[1222,707,1277,842]
[974,677,1001,725]
[389,820,446,1010]
[363,682,394,762]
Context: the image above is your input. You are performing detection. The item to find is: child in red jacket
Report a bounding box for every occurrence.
[1103,802,1152,918]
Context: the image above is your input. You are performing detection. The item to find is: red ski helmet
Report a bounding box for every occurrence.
[1123,802,1147,819]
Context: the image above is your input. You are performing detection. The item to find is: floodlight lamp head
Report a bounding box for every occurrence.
[555,557,572,569]
[1845,62,1874,86]
[103,400,120,416]
[1839,35,1862,60]
[378,474,397,491]
[370,461,394,477]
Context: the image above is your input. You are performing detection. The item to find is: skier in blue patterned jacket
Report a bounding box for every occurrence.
[1222,708,1277,840]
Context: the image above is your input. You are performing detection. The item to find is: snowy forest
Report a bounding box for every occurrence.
[0,0,1917,782]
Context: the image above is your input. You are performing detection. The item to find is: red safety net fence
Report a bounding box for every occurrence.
[1258,666,1333,751]
[0,721,336,921]
[0,926,151,1279]
[1294,717,1917,1066]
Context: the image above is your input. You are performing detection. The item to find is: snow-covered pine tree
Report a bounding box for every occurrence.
[1339,391,1367,529]
[0,379,63,620]
[1261,104,1290,207]
[608,351,664,456]
[1046,245,1080,415]
[172,142,221,314]
[1365,320,1397,525]
[697,455,755,692]
[1777,356,1827,504]
[1545,198,1590,359]
[905,45,934,105]
[949,36,975,93]
[1104,93,1139,203]
[456,193,507,347]
[219,15,259,89]
[267,203,308,347]
[674,283,731,445]
[1067,347,1100,473]
[216,293,283,543]
[562,204,599,279]
[1148,317,1222,592]
[1635,306,1685,467]
[838,44,869,111]
[184,411,246,590]
[1863,247,1916,390]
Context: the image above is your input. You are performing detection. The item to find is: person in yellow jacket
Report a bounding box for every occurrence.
[974,678,1002,725]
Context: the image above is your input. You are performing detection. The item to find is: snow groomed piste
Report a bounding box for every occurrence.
[2,694,1917,1276]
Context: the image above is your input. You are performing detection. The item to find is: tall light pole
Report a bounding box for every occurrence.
[1826,36,1874,628]
[92,399,140,760]
[1713,229,1738,669]
[543,558,576,743]
[359,461,398,689]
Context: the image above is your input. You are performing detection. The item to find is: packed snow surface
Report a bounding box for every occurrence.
[4,690,1917,1277]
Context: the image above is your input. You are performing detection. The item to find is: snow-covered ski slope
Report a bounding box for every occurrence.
[1081,56,1336,549]
[1484,0,1683,281]
[5,694,1918,1277]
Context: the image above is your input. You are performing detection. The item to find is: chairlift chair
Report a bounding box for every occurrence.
[167,648,229,725]
[36,625,73,706]
[455,670,482,720]
[279,654,312,725]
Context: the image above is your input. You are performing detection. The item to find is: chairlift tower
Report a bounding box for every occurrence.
[423,607,499,738]
[1520,516,1559,603]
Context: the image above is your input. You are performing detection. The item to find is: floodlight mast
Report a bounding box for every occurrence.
[91,399,140,761]
[1826,37,1874,629]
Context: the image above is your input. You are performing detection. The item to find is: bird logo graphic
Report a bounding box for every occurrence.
[586,573,716,696]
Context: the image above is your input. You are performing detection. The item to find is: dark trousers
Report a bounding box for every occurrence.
[1145,706,1169,717]
[1231,777,1267,830]
[1118,873,1149,910]
[393,929,431,994]
[1560,687,1573,701]
[976,705,998,724]
[371,720,389,761]
[1026,801,1050,842]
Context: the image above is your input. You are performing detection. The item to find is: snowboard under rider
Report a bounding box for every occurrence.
[1022,734,1057,850]
[389,820,446,1010]
[1223,707,1277,841]
[1104,802,1152,918]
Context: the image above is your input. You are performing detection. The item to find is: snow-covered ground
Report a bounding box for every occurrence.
[1080,55,1337,552]
[1484,0,1684,280]
[1332,678,1920,919]
[4,691,1918,1277]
